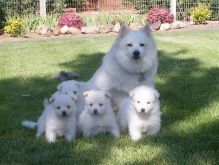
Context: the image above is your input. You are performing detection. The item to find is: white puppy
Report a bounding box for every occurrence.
[85,24,158,108]
[118,86,161,141]
[53,80,85,116]
[22,93,77,143]
[79,90,120,137]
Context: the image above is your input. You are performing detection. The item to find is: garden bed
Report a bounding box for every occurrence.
[0,21,219,42]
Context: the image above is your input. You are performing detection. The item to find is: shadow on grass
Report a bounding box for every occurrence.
[0,48,218,164]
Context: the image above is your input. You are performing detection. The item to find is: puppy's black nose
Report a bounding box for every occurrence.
[133,50,140,60]
[141,108,145,113]
[93,109,98,115]
[62,111,67,116]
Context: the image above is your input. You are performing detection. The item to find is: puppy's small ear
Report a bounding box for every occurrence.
[83,91,89,97]
[57,83,63,91]
[49,98,55,104]
[43,98,50,106]
[118,24,130,38]
[71,95,77,101]
[154,89,160,99]
[76,83,80,88]
[104,92,111,99]
[141,24,152,36]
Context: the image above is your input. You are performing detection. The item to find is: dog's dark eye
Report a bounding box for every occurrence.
[127,43,133,47]
[73,91,77,94]
[56,106,60,109]
[67,105,71,109]
[99,103,103,107]
[147,101,151,104]
[140,43,145,47]
[137,101,140,103]
[89,103,93,107]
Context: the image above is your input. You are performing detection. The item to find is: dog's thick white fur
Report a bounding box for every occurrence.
[85,24,158,107]
[118,85,161,141]
[79,90,120,137]
[53,80,85,116]
[22,93,77,143]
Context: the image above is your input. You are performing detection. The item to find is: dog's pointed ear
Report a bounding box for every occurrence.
[154,89,160,99]
[118,24,130,38]
[104,92,111,99]
[57,83,63,91]
[83,91,89,97]
[141,24,152,36]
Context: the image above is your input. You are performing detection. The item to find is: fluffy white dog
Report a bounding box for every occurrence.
[118,85,161,141]
[53,80,85,116]
[22,93,77,143]
[85,24,158,107]
[79,90,120,137]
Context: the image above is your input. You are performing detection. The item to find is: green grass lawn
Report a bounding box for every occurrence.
[0,30,219,165]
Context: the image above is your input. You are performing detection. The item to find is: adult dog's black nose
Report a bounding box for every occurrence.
[133,50,140,60]
[93,109,98,115]
[62,111,67,116]
[141,108,145,113]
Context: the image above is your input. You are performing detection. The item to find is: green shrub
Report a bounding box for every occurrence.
[189,2,212,24]
[0,7,6,30]
[81,13,145,26]
[4,18,25,37]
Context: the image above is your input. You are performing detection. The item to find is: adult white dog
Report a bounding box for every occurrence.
[85,24,158,107]
[79,90,120,137]
[118,85,161,141]
[22,93,77,143]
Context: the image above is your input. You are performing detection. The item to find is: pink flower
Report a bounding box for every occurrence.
[147,7,174,24]
[58,13,84,30]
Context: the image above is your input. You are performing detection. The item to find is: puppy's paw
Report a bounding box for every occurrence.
[111,129,120,138]
[130,132,141,141]
[65,133,76,142]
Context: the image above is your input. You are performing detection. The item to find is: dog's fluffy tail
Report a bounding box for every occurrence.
[22,120,37,129]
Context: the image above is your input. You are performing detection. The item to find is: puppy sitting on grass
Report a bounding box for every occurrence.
[22,93,77,143]
[53,80,85,116]
[118,85,161,141]
[79,90,120,138]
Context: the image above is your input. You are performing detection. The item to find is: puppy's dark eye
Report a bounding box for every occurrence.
[73,91,77,94]
[67,105,71,109]
[127,43,133,47]
[99,103,103,107]
[56,106,60,109]
[147,101,151,104]
[89,103,93,107]
[137,101,140,103]
[140,43,145,47]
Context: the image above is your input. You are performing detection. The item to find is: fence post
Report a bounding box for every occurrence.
[170,0,176,21]
[40,0,46,17]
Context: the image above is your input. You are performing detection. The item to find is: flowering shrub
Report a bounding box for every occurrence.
[189,3,212,24]
[147,7,174,24]
[58,13,84,30]
[4,18,25,37]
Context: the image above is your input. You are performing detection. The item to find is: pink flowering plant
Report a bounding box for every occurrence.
[147,7,174,24]
[58,13,84,30]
